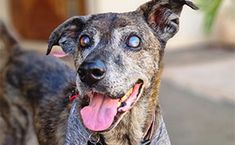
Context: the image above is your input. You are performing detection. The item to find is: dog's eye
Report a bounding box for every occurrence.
[79,35,92,48]
[127,35,141,49]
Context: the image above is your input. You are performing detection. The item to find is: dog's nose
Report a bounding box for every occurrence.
[78,59,106,86]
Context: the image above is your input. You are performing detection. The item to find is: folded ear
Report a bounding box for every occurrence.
[0,21,19,70]
[137,0,198,44]
[0,21,18,50]
[47,16,86,55]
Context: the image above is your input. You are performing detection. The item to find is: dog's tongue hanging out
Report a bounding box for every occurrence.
[80,93,119,131]
[80,84,141,131]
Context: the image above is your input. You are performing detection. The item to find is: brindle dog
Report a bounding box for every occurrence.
[0,0,197,145]
[47,0,198,145]
[0,21,77,145]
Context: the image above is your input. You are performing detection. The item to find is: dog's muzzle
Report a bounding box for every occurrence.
[80,80,144,132]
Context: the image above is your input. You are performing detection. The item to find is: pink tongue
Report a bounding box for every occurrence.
[80,94,119,131]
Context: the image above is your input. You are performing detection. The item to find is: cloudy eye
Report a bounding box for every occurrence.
[79,35,92,48]
[127,35,141,49]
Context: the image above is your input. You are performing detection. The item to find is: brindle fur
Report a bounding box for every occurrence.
[0,21,76,145]
[0,0,197,145]
[47,0,198,145]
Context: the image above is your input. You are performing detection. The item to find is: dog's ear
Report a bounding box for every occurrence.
[0,21,19,70]
[137,0,198,44]
[47,16,86,55]
[0,21,18,50]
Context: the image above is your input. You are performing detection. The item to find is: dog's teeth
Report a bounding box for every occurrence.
[118,87,133,108]
[118,102,122,107]
[121,88,133,102]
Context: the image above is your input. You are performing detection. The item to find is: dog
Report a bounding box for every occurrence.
[46,0,198,145]
[0,21,78,145]
[0,0,198,145]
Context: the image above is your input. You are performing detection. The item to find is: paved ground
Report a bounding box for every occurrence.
[160,80,235,145]
[160,44,235,145]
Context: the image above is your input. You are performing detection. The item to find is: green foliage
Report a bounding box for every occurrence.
[197,0,223,34]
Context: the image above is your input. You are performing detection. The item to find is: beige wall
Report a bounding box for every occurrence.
[87,0,148,13]
[0,0,9,23]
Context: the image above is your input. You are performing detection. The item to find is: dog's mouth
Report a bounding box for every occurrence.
[80,80,144,132]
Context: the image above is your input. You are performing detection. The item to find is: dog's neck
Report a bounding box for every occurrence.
[65,100,170,145]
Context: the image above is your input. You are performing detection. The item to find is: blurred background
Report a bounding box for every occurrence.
[0,0,234,145]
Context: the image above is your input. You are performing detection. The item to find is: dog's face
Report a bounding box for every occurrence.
[47,0,197,132]
[70,13,160,132]
[73,13,160,99]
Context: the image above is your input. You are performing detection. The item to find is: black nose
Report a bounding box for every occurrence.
[78,59,106,86]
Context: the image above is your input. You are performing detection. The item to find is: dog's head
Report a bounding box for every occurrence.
[47,0,197,132]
